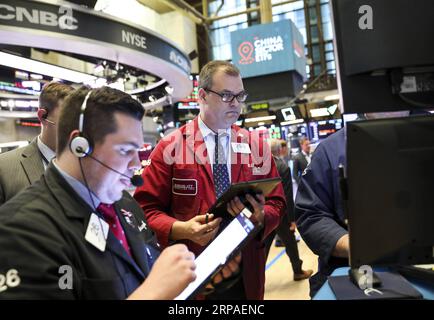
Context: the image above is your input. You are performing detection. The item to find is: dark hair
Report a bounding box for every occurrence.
[199,60,240,90]
[39,82,75,114]
[57,86,144,155]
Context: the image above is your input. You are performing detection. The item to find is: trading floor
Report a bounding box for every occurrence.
[265,234,318,300]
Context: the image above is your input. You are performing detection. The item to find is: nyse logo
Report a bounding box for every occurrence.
[122,30,147,49]
[358,5,373,30]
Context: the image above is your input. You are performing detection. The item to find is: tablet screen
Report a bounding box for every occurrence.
[175,209,258,300]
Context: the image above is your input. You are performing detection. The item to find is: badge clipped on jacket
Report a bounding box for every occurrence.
[231,142,251,154]
[85,213,109,252]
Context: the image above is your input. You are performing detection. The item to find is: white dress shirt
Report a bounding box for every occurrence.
[37,136,56,169]
[197,116,232,182]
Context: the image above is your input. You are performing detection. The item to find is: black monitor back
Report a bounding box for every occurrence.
[331,0,434,113]
[347,115,434,268]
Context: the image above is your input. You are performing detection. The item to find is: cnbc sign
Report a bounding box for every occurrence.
[231,19,306,79]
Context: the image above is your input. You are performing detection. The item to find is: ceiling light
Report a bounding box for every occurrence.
[280,119,304,126]
[0,51,97,83]
[244,115,276,123]
[165,85,174,95]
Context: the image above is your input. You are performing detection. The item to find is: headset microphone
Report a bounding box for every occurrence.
[76,146,144,187]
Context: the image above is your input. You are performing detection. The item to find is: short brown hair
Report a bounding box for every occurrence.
[269,139,282,157]
[299,136,310,145]
[39,82,74,114]
[57,86,145,155]
[199,60,240,90]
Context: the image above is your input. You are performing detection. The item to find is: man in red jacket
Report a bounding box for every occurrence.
[134,60,285,299]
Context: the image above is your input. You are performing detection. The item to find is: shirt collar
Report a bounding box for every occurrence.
[52,160,100,210]
[37,136,56,163]
[198,115,231,139]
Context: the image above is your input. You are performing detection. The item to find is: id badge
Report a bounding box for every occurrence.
[85,213,109,252]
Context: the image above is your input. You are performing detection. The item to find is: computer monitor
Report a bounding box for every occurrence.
[346,115,434,268]
[331,0,434,113]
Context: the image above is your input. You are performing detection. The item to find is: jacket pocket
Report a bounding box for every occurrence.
[171,168,201,217]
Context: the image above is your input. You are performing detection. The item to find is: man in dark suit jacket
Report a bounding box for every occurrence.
[0,82,74,205]
[265,139,313,281]
[293,136,311,184]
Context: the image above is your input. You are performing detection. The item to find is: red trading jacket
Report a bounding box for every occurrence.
[134,117,286,299]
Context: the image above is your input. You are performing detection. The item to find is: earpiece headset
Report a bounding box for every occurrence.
[69,90,93,157]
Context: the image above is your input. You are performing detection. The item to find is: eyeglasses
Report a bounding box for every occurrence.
[44,118,56,125]
[205,89,248,103]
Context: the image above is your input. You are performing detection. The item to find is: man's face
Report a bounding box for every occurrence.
[85,113,143,204]
[301,140,310,154]
[281,146,289,158]
[199,70,245,130]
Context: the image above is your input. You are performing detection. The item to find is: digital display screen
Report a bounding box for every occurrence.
[175,210,256,300]
[231,20,306,79]
[308,119,343,141]
[177,74,199,109]
[281,123,307,141]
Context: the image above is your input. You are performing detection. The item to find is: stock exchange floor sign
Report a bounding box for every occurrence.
[0,0,192,100]
[231,19,306,79]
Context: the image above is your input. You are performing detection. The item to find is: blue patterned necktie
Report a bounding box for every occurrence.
[213,133,230,199]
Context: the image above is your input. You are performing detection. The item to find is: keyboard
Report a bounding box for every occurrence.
[396,265,434,285]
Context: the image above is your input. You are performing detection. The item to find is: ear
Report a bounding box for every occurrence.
[69,129,81,142]
[37,109,47,123]
[198,88,207,103]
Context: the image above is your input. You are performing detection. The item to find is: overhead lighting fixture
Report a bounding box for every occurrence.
[145,79,167,91]
[165,85,174,95]
[280,119,304,126]
[21,81,41,91]
[244,115,276,123]
[328,104,338,115]
[310,105,338,118]
[94,64,105,73]
[0,51,98,84]
[15,70,29,80]
[310,108,329,117]
[30,74,43,80]
[324,94,340,101]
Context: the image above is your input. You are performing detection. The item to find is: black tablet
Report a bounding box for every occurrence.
[174,208,262,300]
[208,177,282,219]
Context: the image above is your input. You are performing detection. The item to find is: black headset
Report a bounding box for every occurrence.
[70,90,93,158]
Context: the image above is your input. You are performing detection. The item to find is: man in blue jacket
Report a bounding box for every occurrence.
[294,128,348,297]
[295,111,415,298]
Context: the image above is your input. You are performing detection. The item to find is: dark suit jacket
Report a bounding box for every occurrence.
[293,152,309,184]
[0,163,159,299]
[0,138,44,205]
[273,156,295,222]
